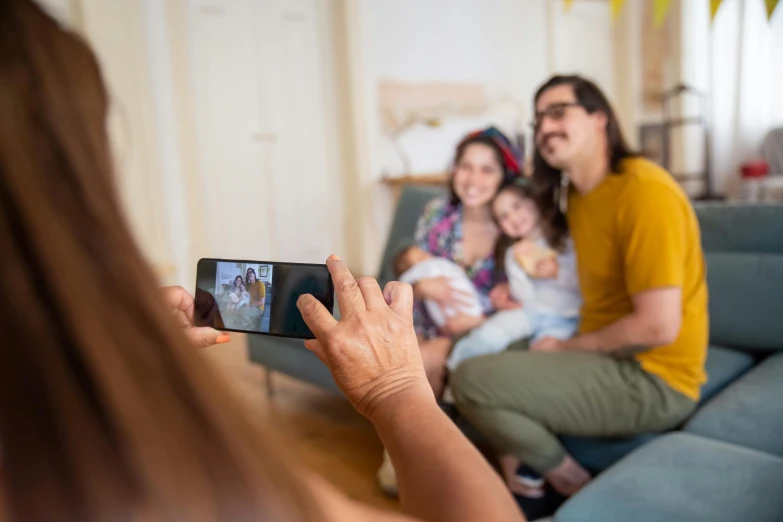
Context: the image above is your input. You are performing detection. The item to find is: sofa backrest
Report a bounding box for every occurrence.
[695,203,783,353]
[377,186,446,287]
[377,190,783,352]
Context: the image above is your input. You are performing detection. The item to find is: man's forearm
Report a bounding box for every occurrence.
[560,313,656,356]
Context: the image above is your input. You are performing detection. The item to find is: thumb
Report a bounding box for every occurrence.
[383,281,413,317]
[186,327,230,348]
[304,339,327,363]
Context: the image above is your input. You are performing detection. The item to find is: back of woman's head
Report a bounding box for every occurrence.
[0,2,317,520]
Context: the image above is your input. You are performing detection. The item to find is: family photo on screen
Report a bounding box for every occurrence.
[214,262,273,332]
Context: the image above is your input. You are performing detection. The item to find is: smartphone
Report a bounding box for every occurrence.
[194,258,334,340]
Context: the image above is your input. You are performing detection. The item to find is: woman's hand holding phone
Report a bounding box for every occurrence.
[296,255,432,421]
[297,256,526,522]
[160,286,231,348]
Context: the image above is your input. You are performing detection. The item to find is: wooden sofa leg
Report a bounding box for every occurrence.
[265,367,275,398]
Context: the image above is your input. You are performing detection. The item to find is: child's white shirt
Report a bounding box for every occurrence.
[399,257,484,326]
[505,238,581,318]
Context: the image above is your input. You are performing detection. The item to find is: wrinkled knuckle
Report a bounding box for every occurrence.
[340,278,359,292]
[300,296,320,314]
[387,317,405,335]
[353,313,375,330]
[322,329,338,345]
[355,313,373,330]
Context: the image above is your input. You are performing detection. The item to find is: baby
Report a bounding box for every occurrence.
[446,181,582,371]
[393,245,484,328]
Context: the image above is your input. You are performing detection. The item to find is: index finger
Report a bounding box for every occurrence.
[326,255,365,316]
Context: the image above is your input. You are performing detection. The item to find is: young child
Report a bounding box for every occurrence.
[393,245,484,327]
[445,181,581,371]
[235,283,250,310]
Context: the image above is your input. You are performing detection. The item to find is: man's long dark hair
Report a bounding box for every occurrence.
[531,75,638,241]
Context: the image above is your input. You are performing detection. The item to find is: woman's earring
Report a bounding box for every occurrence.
[559,174,570,213]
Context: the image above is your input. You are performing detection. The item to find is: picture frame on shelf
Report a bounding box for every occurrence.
[639,123,669,169]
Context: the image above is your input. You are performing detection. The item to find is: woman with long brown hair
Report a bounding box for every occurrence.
[0,1,524,521]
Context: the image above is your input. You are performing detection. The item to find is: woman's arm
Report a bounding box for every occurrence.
[412,277,473,306]
[440,313,486,336]
[297,257,525,522]
[489,282,522,310]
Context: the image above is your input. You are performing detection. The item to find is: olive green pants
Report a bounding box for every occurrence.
[451,350,696,473]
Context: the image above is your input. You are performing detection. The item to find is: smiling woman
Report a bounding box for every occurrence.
[412,128,524,379]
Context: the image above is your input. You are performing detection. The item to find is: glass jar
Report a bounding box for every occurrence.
[740,161,769,203]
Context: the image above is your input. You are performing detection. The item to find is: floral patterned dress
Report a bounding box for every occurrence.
[413,197,498,340]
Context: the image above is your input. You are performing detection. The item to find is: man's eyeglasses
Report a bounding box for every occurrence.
[531,102,583,131]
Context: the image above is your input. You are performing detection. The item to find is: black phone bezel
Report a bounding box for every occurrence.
[195,257,335,340]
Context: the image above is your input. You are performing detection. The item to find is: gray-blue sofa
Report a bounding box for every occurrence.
[249,186,783,521]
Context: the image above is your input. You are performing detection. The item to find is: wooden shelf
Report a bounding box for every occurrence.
[381,173,449,187]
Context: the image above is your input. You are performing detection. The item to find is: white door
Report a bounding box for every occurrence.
[186,0,342,263]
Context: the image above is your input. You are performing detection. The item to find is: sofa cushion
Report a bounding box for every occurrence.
[559,345,753,474]
[705,252,783,351]
[555,433,783,522]
[695,203,783,254]
[377,186,446,286]
[700,345,755,402]
[560,433,659,475]
[247,335,341,394]
[685,351,783,458]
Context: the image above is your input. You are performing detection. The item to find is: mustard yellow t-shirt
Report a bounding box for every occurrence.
[567,157,709,401]
[248,281,266,311]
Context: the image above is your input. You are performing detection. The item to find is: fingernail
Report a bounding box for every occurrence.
[216,334,231,344]
[328,254,341,261]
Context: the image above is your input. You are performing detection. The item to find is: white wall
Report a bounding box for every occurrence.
[36,0,179,280]
[349,0,616,275]
[35,0,347,287]
[183,0,345,270]
[36,0,73,25]
[705,0,783,195]
[36,0,619,280]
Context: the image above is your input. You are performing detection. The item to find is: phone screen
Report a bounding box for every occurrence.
[194,258,334,339]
